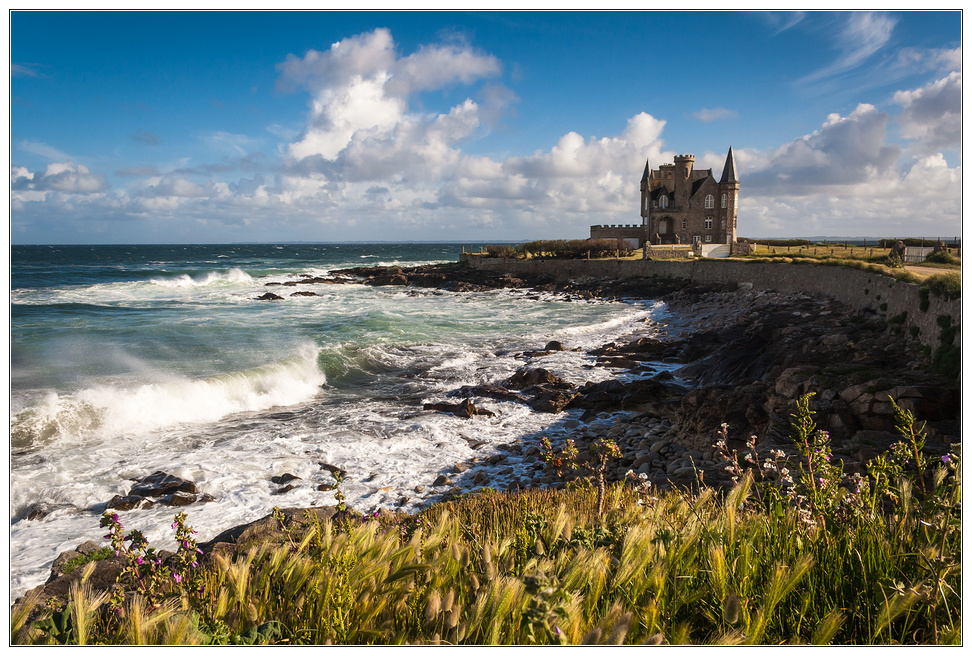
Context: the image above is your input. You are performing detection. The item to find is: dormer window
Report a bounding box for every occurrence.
[658,195,668,209]
[704,194,715,209]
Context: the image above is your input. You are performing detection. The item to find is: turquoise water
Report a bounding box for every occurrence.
[10,243,666,597]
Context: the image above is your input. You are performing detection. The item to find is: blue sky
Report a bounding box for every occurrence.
[10,10,963,244]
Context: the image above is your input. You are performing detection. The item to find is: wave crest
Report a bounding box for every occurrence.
[11,345,325,445]
[149,268,254,288]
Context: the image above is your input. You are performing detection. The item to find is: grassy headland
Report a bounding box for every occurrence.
[12,397,960,645]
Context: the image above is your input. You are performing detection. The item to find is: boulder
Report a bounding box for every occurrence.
[424,399,495,419]
[129,471,198,498]
[504,368,572,391]
[255,292,284,301]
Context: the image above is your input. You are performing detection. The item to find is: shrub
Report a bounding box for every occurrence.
[923,271,961,302]
[924,250,960,265]
[516,239,632,260]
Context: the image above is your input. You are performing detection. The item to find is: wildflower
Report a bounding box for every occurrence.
[942,455,951,464]
[196,548,203,555]
[171,521,179,530]
[172,573,183,583]
[555,627,561,636]
[136,556,144,565]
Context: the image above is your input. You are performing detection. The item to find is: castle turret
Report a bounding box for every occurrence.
[718,147,739,243]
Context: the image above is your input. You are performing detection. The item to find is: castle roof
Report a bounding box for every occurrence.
[719,147,738,184]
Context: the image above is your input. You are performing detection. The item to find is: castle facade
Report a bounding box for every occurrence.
[591,147,739,249]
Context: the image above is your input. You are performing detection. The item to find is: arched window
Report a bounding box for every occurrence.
[659,195,668,209]
[704,194,714,209]
[721,194,727,208]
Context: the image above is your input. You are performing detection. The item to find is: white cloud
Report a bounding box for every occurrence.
[798,12,897,85]
[743,104,899,195]
[893,71,961,152]
[692,107,738,123]
[278,28,500,165]
[17,140,72,161]
[11,161,108,194]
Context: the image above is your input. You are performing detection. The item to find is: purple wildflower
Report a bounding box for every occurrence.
[172,573,183,583]
[136,556,144,565]
[942,455,951,464]
[171,521,179,530]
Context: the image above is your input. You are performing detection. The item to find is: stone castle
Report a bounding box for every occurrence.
[591,147,739,250]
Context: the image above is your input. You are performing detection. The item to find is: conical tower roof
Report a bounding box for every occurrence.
[640,156,651,185]
[719,146,738,184]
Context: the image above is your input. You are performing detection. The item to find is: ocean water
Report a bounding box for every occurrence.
[9,243,669,598]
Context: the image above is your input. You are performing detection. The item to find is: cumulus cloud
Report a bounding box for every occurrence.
[12,161,108,194]
[278,28,501,165]
[743,104,899,195]
[893,71,961,152]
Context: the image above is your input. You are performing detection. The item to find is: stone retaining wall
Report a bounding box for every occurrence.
[458,254,961,350]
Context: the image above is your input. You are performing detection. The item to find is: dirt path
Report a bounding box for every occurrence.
[905,265,955,278]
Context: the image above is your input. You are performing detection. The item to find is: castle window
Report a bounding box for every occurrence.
[721,219,727,229]
[705,194,714,209]
[681,219,687,230]
[721,194,727,208]
[659,195,668,209]
[704,217,713,229]
[705,235,712,243]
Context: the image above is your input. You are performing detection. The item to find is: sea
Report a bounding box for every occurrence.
[9,243,672,598]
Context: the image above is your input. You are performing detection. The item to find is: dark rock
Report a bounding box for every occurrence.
[424,398,495,418]
[317,483,336,491]
[319,463,347,478]
[544,340,566,351]
[290,291,319,297]
[504,367,572,390]
[271,473,302,485]
[166,490,198,506]
[432,475,453,487]
[129,471,198,498]
[255,292,284,300]
[272,485,297,495]
[450,384,528,404]
[529,390,579,413]
[107,494,156,511]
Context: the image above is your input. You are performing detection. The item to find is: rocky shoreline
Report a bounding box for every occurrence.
[20,261,960,610]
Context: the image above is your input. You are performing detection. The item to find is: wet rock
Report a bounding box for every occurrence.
[504,367,572,391]
[317,483,336,491]
[432,475,453,487]
[424,399,495,419]
[129,471,198,498]
[271,473,302,485]
[319,463,347,478]
[107,495,156,511]
[290,291,319,297]
[272,485,297,495]
[255,292,284,301]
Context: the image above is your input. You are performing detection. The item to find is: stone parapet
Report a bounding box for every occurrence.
[458,254,960,350]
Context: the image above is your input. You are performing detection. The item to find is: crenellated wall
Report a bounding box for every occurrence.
[458,254,961,351]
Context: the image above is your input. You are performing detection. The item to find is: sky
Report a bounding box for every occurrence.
[8,10,964,244]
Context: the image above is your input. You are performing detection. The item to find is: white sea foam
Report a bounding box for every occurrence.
[149,267,254,288]
[9,278,674,601]
[11,344,325,445]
